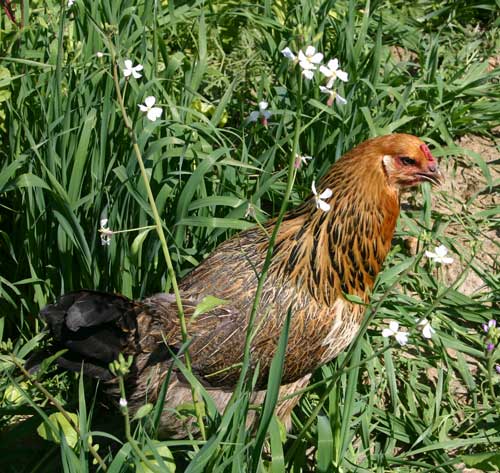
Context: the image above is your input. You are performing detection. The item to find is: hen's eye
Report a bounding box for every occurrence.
[400,156,416,166]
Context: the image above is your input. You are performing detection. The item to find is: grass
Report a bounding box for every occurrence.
[1,0,499,471]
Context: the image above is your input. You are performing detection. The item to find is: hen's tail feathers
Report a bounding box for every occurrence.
[38,290,139,380]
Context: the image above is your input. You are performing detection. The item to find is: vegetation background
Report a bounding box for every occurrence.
[0,0,499,471]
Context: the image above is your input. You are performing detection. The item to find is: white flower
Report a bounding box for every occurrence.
[298,46,323,80]
[99,219,113,246]
[119,398,127,408]
[138,96,163,122]
[424,245,453,264]
[96,51,104,58]
[294,154,312,169]
[67,0,75,6]
[312,180,332,212]
[281,47,297,61]
[416,318,435,339]
[382,321,409,346]
[319,58,348,88]
[248,101,272,125]
[319,86,347,107]
[122,59,144,79]
[244,203,257,219]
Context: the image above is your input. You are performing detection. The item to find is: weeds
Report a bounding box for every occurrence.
[1,0,499,471]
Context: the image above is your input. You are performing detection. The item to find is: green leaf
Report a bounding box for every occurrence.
[15,173,50,190]
[3,382,29,405]
[133,403,154,421]
[269,416,285,473]
[131,228,153,262]
[0,66,11,102]
[461,452,500,471]
[139,442,176,473]
[251,307,291,468]
[176,217,254,231]
[37,412,79,448]
[343,293,366,305]
[316,415,334,472]
[192,295,228,319]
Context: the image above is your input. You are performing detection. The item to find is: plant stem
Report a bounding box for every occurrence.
[234,74,303,394]
[111,58,206,439]
[107,225,156,235]
[117,377,164,473]
[11,356,108,471]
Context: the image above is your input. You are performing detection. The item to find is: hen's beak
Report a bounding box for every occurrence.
[416,164,444,186]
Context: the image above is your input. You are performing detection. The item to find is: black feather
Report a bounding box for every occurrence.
[39,290,138,379]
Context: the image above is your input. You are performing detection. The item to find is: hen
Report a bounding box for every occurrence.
[39,133,442,437]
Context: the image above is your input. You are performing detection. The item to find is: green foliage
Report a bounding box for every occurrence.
[37,411,79,448]
[0,0,499,471]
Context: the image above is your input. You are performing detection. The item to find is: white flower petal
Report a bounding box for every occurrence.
[319,65,331,77]
[298,50,307,62]
[319,188,333,200]
[299,60,316,70]
[440,256,454,265]
[311,52,324,64]
[389,321,400,332]
[281,47,296,60]
[318,199,331,212]
[262,110,272,119]
[382,328,394,338]
[422,324,435,339]
[302,69,314,80]
[304,45,316,57]
[147,107,163,121]
[138,104,148,112]
[100,218,108,228]
[319,85,331,94]
[328,58,339,70]
[424,250,437,259]
[395,332,409,346]
[335,94,347,105]
[248,111,259,122]
[124,59,133,69]
[326,77,335,89]
[144,96,156,107]
[337,70,348,82]
[258,101,268,111]
[311,180,317,196]
[131,69,142,79]
[435,245,448,257]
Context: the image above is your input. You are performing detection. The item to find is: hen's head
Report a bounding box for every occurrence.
[375,134,443,189]
[324,134,443,196]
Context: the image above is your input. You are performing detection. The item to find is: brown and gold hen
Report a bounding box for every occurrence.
[40,133,442,437]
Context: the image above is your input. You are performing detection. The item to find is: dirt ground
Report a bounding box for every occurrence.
[398,131,499,468]
[436,133,499,295]
[429,133,499,473]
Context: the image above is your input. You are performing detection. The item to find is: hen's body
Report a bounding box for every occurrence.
[40,134,441,437]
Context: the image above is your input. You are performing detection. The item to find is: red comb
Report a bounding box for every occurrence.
[419,143,435,162]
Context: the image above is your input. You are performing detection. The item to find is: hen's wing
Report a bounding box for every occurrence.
[140,293,249,389]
